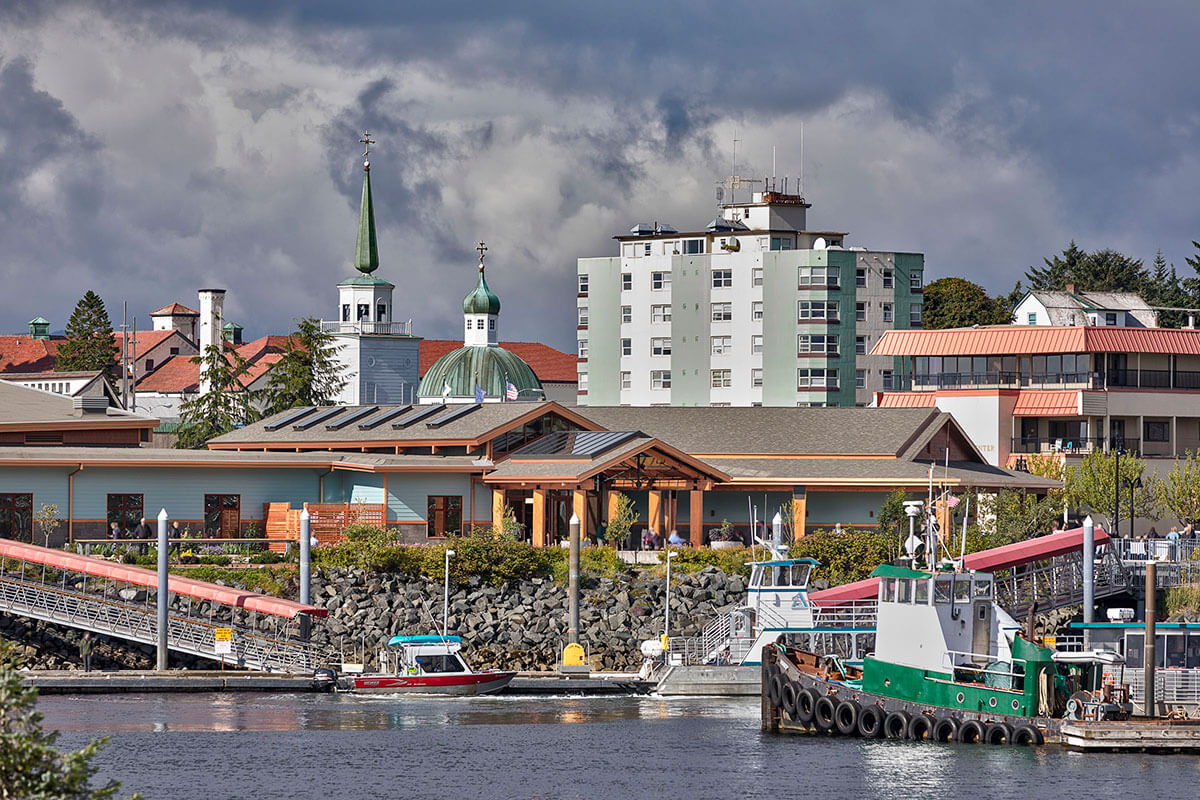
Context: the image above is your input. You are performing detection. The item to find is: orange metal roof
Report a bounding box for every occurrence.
[873,325,1200,357]
[1012,390,1080,417]
[877,393,937,408]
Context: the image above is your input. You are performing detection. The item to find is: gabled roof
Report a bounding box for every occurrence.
[420,340,577,383]
[136,335,291,394]
[0,382,155,431]
[150,303,199,317]
[483,434,730,484]
[0,335,59,372]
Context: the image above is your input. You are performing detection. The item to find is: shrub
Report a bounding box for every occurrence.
[659,546,753,578]
[790,528,893,586]
[198,555,232,566]
[250,550,287,565]
[175,566,287,596]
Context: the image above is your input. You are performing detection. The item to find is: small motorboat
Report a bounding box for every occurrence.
[346,635,516,695]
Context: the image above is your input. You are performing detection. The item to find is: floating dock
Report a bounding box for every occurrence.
[1061,719,1200,751]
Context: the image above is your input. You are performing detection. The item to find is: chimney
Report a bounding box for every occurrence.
[197,289,226,395]
[1189,314,1196,330]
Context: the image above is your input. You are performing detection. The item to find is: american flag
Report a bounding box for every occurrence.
[505,380,518,401]
[945,494,960,509]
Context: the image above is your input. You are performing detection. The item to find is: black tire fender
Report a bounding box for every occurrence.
[985,722,1014,745]
[857,704,885,738]
[814,695,838,731]
[932,716,960,743]
[834,699,861,736]
[883,710,911,739]
[1012,724,1044,746]
[767,673,784,706]
[795,688,818,725]
[907,713,936,741]
[956,719,987,744]
[780,681,801,720]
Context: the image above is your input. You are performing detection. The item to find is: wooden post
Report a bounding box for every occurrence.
[792,486,807,539]
[532,488,547,547]
[690,488,703,546]
[607,489,621,524]
[648,491,663,539]
[491,488,506,536]
[572,489,589,541]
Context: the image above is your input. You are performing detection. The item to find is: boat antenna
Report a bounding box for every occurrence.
[419,598,448,642]
[959,495,970,566]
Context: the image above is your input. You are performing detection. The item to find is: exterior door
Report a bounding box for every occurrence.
[204,494,241,538]
[1110,419,1126,450]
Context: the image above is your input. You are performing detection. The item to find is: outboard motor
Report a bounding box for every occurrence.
[312,667,338,692]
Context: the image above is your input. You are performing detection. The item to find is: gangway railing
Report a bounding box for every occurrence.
[811,600,877,629]
[0,541,332,672]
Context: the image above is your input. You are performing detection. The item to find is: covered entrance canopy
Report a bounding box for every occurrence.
[483,430,729,546]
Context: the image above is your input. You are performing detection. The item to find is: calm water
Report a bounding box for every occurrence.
[43,692,1198,800]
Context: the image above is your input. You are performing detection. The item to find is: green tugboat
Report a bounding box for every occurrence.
[763,563,1130,745]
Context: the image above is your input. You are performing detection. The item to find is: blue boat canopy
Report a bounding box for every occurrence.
[388,635,462,646]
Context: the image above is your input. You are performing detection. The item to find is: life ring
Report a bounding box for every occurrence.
[932,716,960,743]
[1012,724,1044,746]
[857,705,885,738]
[780,681,800,721]
[814,695,838,731]
[834,699,861,736]
[956,719,987,744]
[795,688,818,725]
[907,713,936,741]
[883,710,911,739]
[985,722,1014,745]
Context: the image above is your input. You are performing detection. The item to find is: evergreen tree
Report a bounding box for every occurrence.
[1025,241,1086,290]
[54,291,117,380]
[1145,250,1189,327]
[0,646,138,799]
[1024,242,1147,294]
[921,277,1012,329]
[174,345,261,449]
[261,318,347,416]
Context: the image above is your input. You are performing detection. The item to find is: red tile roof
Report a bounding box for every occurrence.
[150,303,199,316]
[136,336,292,393]
[0,336,59,373]
[873,325,1200,356]
[129,330,181,354]
[420,340,577,383]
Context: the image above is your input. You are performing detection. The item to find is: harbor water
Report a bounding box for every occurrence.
[44,693,1199,799]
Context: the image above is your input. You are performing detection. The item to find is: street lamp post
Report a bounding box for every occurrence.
[664,550,677,641]
[443,548,455,639]
[1114,448,1122,539]
[1123,476,1143,539]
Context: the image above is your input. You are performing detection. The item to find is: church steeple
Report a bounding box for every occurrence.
[353,132,378,275]
[462,241,500,346]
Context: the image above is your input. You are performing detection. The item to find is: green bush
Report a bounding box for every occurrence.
[548,544,629,582]
[250,550,287,564]
[659,546,754,578]
[790,528,894,586]
[198,555,232,566]
[1166,584,1200,619]
[134,555,157,567]
[175,565,288,596]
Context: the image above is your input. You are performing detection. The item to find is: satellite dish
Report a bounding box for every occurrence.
[813,237,827,250]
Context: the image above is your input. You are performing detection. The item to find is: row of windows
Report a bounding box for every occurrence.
[620,369,767,391]
[600,333,886,358]
[612,368,897,392]
[605,266,923,294]
[604,299,920,327]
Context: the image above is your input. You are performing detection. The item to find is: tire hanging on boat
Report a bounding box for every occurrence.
[834,699,861,737]
[883,710,911,739]
[1012,724,1044,746]
[985,722,1014,745]
[956,719,987,744]
[906,713,936,741]
[767,674,784,707]
[932,716,960,743]
[795,688,818,725]
[814,695,838,731]
[857,705,886,738]
[781,681,801,721]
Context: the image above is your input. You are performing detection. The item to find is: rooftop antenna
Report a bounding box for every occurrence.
[799,122,804,198]
[730,134,740,204]
[772,146,776,190]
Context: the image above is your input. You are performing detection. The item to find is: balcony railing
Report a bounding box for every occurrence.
[321,319,414,336]
[1010,437,1139,456]
[900,369,1200,393]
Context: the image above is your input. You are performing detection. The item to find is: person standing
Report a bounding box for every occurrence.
[79,632,94,673]
[109,521,122,540]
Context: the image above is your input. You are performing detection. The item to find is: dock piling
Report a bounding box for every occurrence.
[1082,515,1095,648]
[568,513,579,645]
[156,508,168,671]
[1145,560,1157,717]
[299,509,311,642]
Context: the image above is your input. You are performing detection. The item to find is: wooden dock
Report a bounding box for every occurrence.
[1061,718,1200,751]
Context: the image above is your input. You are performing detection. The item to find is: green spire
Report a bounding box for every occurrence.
[463,242,501,314]
[353,132,378,275]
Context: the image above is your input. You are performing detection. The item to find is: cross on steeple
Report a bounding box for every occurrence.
[359,131,375,160]
[476,241,488,270]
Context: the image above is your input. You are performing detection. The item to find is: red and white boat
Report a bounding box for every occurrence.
[346,635,517,695]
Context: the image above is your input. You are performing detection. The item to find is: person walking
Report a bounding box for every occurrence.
[79,632,94,673]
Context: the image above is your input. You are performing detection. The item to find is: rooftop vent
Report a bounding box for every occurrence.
[706,217,748,232]
[629,222,678,236]
[72,395,109,417]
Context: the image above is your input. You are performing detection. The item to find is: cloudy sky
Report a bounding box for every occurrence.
[2,2,1199,350]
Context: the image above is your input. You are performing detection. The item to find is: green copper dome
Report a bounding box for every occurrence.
[419,345,541,399]
[463,268,501,315]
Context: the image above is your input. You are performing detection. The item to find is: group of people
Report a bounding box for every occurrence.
[639,528,689,549]
[109,519,194,540]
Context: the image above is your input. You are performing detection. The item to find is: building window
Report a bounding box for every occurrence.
[712,269,733,288]
[578,372,588,390]
[856,336,867,355]
[578,339,588,358]
[711,303,733,322]
[711,336,732,355]
[856,302,867,322]
[798,334,838,354]
[752,267,763,286]
[621,338,632,356]
[770,237,795,251]
[620,371,632,389]
[798,266,839,287]
[651,337,672,356]
[377,302,387,321]
[488,319,495,330]
[341,303,350,322]
[106,494,143,539]
[169,347,180,355]
[650,304,672,324]
[622,273,632,291]
[798,300,838,321]
[577,306,589,327]
[711,369,732,388]
[644,242,652,256]
[651,370,672,389]
[578,274,589,294]
[1145,421,1170,442]
[910,304,922,326]
[621,305,632,323]
[357,303,369,321]
[683,239,703,255]
[882,370,894,390]
[856,369,866,389]
[426,496,462,538]
[856,268,867,288]
[910,270,923,290]
[1026,312,1037,325]
[751,369,763,388]
[752,335,763,354]
[204,494,240,538]
[1105,312,1118,326]
[466,319,474,331]
[144,359,155,372]
[883,270,893,289]
[883,303,893,323]
[652,271,671,290]
[797,368,838,389]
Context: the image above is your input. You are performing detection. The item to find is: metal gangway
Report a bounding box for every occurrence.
[0,540,331,672]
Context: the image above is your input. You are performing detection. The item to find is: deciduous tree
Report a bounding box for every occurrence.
[1065,449,1157,532]
[921,277,1012,329]
[1154,451,1200,528]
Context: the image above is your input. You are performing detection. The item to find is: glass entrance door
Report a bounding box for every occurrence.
[204,495,240,538]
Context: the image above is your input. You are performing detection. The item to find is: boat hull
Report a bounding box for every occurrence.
[347,671,517,696]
